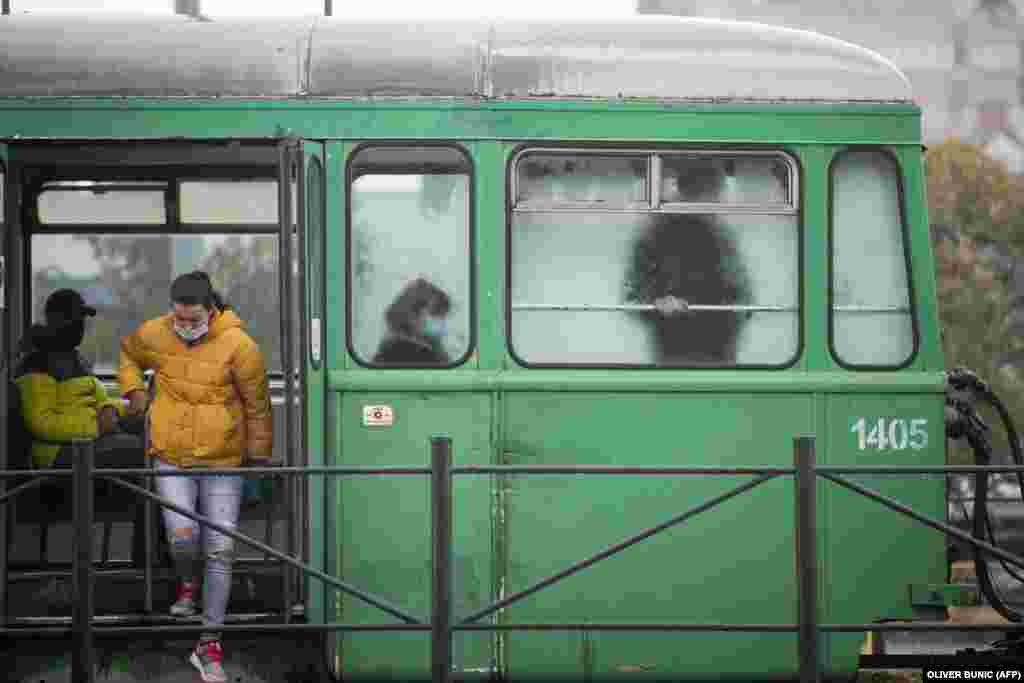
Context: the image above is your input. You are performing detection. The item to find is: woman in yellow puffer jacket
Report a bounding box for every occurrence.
[119,271,272,683]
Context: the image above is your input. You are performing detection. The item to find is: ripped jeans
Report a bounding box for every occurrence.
[154,457,242,638]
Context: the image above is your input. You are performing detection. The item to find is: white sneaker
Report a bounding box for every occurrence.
[169,579,197,618]
[189,639,227,683]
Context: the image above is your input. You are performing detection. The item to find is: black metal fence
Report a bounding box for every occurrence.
[4,435,1024,682]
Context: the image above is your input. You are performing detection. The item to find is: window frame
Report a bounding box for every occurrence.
[827,146,919,370]
[1,159,5,366]
[27,166,281,234]
[177,178,282,226]
[344,141,476,369]
[511,147,798,215]
[305,154,325,370]
[23,162,285,379]
[506,143,804,369]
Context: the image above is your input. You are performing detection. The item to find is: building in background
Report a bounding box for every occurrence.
[637,0,1024,171]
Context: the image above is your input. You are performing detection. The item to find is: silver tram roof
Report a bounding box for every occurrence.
[0,13,913,102]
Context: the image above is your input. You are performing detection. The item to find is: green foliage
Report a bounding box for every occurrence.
[927,140,1024,464]
[200,235,281,371]
[47,234,281,375]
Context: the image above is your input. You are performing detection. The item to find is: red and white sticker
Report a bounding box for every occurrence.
[363,405,394,427]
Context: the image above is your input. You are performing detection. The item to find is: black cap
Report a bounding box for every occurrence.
[44,289,97,325]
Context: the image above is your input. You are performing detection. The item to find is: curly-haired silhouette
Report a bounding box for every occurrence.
[625,213,751,365]
[372,278,452,365]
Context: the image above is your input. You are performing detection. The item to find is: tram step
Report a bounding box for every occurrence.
[3,572,297,618]
[5,627,328,683]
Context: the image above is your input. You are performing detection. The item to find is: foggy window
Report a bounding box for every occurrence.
[831,150,914,367]
[348,146,471,367]
[38,182,167,225]
[661,155,791,205]
[180,180,278,224]
[510,149,799,367]
[30,234,281,375]
[516,154,648,206]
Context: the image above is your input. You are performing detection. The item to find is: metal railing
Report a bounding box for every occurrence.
[4,435,1024,682]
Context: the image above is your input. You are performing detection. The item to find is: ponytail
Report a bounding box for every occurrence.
[170,271,231,312]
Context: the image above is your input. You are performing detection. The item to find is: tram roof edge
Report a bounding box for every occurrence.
[0,13,914,102]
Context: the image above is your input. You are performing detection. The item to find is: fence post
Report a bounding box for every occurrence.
[794,435,820,683]
[431,436,453,683]
[72,438,95,683]
[144,454,154,615]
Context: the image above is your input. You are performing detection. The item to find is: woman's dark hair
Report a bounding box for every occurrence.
[170,271,229,311]
[384,278,450,338]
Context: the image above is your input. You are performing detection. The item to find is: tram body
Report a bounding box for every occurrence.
[0,13,943,680]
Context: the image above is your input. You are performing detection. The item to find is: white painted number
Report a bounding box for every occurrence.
[851,418,928,451]
[909,418,928,450]
[889,419,908,450]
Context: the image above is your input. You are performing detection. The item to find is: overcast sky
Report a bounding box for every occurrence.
[13,0,638,18]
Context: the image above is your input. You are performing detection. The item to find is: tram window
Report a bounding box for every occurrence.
[38,182,167,225]
[510,149,799,367]
[348,145,471,367]
[661,155,791,205]
[31,234,282,375]
[516,154,648,207]
[179,180,278,224]
[830,150,915,367]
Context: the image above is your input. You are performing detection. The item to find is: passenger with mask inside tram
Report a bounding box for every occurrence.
[119,271,272,683]
[372,277,452,365]
[14,289,144,469]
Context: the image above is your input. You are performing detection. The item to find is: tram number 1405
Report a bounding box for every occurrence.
[850,417,929,452]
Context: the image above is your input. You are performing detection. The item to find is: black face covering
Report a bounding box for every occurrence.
[36,320,85,352]
[21,320,90,381]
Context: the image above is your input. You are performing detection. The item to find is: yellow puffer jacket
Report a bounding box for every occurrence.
[118,309,273,468]
[16,371,123,468]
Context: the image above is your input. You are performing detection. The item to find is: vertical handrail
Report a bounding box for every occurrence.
[279,141,296,622]
[794,436,819,683]
[0,405,8,630]
[72,439,95,683]
[431,437,453,683]
[143,451,154,615]
[295,145,310,610]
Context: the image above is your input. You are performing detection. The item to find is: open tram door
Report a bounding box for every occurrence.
[0,139,330,682]
[277,139,329,630]
[0,141,10,633]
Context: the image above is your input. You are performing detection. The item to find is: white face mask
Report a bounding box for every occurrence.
[422,315,448,339]
[174,316,210,343]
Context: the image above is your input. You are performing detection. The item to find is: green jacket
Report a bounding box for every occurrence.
[15,352,123,468]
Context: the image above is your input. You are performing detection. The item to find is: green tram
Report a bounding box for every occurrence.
[0,12,944,681]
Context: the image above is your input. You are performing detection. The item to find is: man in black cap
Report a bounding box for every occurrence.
[44,287,97,328]
[15,288,141,468]
[12,289,151,571]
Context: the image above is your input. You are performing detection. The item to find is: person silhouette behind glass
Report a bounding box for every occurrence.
[625,161,752,365]
[372,278,451,366]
